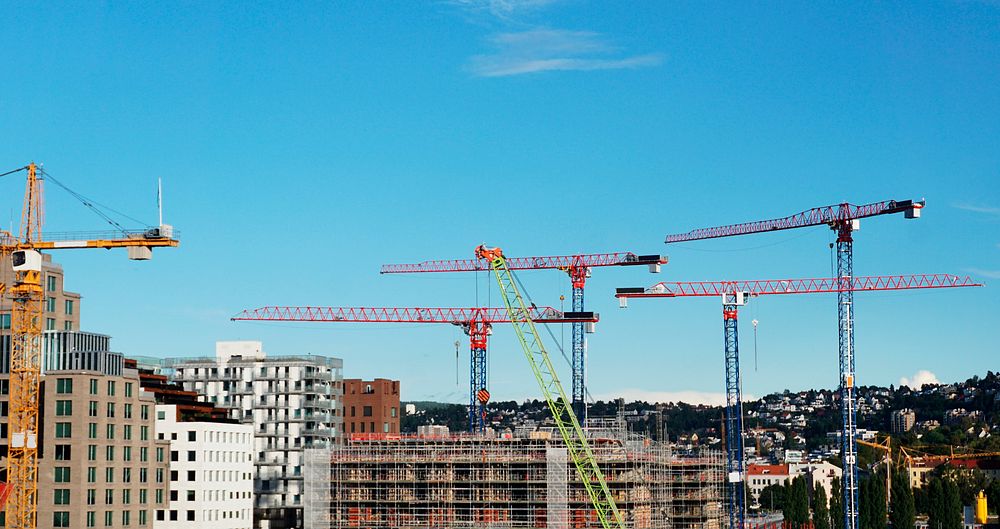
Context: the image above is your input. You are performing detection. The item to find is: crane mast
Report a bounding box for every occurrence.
[5,163,44,529]
[476,245,624,529]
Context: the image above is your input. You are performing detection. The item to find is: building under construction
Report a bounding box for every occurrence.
[303,428,724,529]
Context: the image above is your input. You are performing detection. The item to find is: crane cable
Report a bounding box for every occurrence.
[512,269,595,403]
[41,168,147,235]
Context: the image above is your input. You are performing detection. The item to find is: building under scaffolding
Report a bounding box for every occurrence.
[303,427,724,529]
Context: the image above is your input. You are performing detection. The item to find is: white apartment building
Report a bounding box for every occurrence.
[166,341,343,529]
[154,404,255,529]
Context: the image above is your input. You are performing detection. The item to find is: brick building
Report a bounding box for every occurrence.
[342,379,399,437]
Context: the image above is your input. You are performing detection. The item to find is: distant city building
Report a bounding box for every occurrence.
[416,424,450,437]
[891,408,916,433]
[747,464,791,507]
[166,341,343,529]
[404,403,416,415]
[0,331,170,529]
[154,404,254,529]
[342,378,399,437]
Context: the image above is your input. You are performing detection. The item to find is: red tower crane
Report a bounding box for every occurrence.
[231,306,599,432]
[663,198,934,529]
[381,252,666,425]
[616,273,981,529]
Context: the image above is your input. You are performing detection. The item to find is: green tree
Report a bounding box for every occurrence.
[869,472,888,528]
[784,476,811,528]
[889,472,915,529]
[942,479,962,529]
[814,485,831,529]
[987,479,1000,515]
[760,481,788,512]
[831,477,845,529]
[927,478,946,529]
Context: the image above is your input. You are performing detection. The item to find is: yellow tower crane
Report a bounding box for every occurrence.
[0,162,179,529]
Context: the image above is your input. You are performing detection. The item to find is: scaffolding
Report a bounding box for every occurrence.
[303,431,724,529]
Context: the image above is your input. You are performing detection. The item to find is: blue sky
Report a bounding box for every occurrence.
[1,1,997,405]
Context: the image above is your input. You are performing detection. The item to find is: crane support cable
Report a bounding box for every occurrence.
[477,245,624,529]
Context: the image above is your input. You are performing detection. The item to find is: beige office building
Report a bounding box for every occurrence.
[0,253,82,333]
[0,331,170,528]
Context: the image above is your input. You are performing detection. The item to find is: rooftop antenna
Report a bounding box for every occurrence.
[157,177,163,227]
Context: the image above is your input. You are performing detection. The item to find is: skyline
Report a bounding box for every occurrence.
[1,2,997,405]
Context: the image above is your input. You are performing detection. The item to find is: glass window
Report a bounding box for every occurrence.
[88,422,97,439]
[106,402,115,418]
[124,403,133,419]
[87,489,96,505]
[53,511,70,527]
[87,511,96,527]
[141,405,149,420]
[46,296,56,312]
[107,380,115,396]
[105,489,113,505]
[65,299,74,315]
[363,406,373,417]
[54,489,70,505]
[64,320,73,331]
[106,467,114,483]
[55,422,72,438]
[123,446,132,462]
[105,511,113,526]
[87,467,97,483]
[0,314,10,330]
[140,425,149,441]
[89,401,98,417]
[125,382,133,397]
[106,424,115,439]
[55,399,72,416]
[55,467,71,482]
[89,378,98,395]
[47,275,57,291]
[55,444,72,460]
[46,317,56,330]
[88,445,97,461]
[139,509,147,526]
[106,446,115,462]
[56,378,73,394]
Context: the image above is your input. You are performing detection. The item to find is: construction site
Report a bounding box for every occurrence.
[302,427,725,529]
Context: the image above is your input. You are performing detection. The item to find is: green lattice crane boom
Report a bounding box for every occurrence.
[476,245,625,529]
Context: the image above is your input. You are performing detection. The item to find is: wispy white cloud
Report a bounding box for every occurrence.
[954,202,1000,216]
[965,267,1000,279]
[451,0,559,20]
[594,388,746,407]
[900,370,940,390]
[469,29,663,77]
